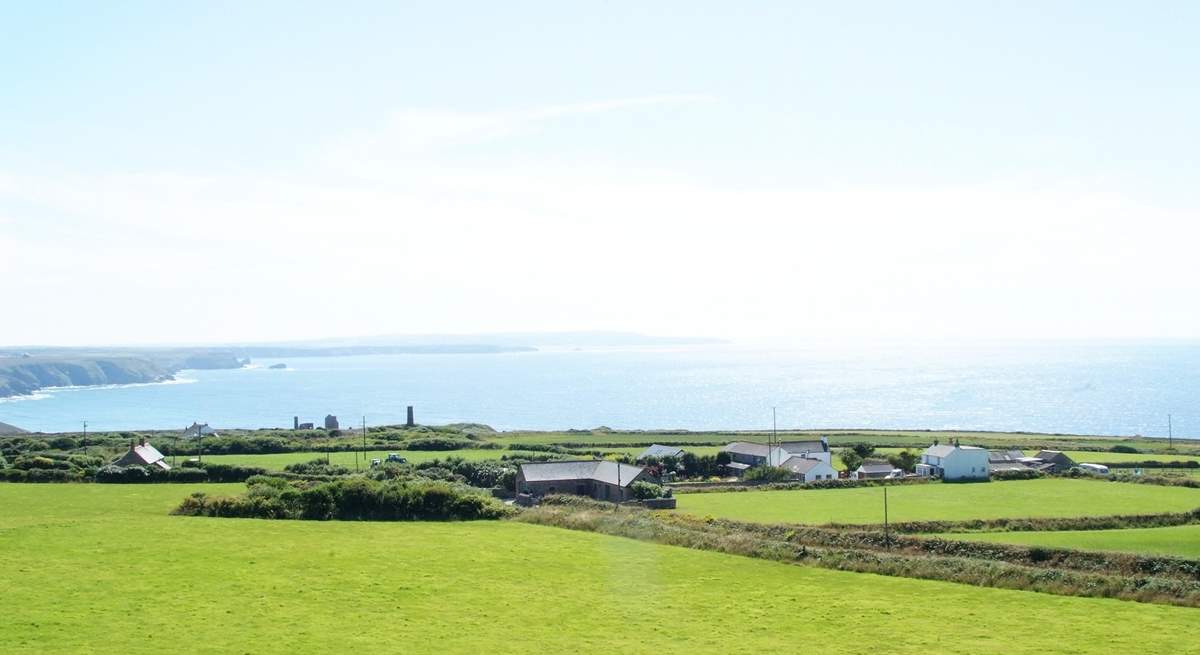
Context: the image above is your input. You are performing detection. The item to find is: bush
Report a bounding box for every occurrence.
[630,480,667,500]
[174,478,511,521]
[401,437,476,451]
[283,458,352,477]
[95,465,152,483]
[189,462,268,482]
[1110,445,1140,454]
[744,466,793,483]
[165,468,209,483]
[992,468,1044,481]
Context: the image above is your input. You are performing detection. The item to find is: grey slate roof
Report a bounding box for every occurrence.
[926,445,984,458]
[519,460,645,488]
[779,456,825,474]
[779,440,828,453]
[857,461,897,474]
[637,444,685,460]
[723,442,770,457]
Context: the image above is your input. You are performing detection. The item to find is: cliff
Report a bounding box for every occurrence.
[0,357,174,398]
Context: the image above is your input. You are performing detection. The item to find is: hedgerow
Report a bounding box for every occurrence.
[173,477,511,521]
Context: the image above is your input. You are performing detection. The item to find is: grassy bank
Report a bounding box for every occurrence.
[945,525,1200,559]
[673,479,1200,525]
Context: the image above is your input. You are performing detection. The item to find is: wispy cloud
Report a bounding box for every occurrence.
[323,94,715,164]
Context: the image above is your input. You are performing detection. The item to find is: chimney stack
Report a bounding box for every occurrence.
[294,416,299,430]
[406,405,415,427]
[139,437,146,447]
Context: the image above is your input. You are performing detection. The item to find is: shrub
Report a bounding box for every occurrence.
[992,468,1044,481]
[165,468,209,483]
[402,437,475,451]
[189,462,268,482]
[1110,445,1140,454]
[174,478,510,521]
[95,465,151,483]
[744,466,793,483]
[283,458,352,477]
[630,480,667,499]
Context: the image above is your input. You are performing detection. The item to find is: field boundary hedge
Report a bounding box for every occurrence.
[516,503,1200,607]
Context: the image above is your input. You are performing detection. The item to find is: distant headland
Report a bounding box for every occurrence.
[0,331,723,398]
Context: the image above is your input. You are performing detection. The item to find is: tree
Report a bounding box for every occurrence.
[888,450,920,473]
[839,449,864,472]
[851,443,876,458]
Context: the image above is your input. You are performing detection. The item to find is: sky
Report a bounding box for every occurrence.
[1,1,1198,346]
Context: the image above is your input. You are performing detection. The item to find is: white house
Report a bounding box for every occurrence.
[778,455,837,483]
[916,444,989,481]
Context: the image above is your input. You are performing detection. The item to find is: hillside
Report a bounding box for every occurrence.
[0,421,26,435]
[0,356,175,397]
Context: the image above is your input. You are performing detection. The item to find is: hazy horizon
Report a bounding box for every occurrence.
[3,2,1199,345]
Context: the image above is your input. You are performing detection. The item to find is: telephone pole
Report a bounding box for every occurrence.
[771,407,778,467]
[82,421,87,453]
[1168,414,1173,449]
[883,486,890,550]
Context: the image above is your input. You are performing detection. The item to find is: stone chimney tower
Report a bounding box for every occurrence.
[406,405,415,427]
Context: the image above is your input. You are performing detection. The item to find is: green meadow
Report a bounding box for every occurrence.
[184,447,725,471]
[673,479,1200,525]
[180,448,528,470]
[945,524,1200,559]
[2,483,1199,654]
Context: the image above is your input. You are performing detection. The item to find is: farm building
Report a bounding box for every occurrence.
[637,444,685,461]
[853,460,902,480]
[779,456,837,482]
[722,438,831,471]
[113,438,170,470]
[1032,450,1076,473]
[916,444,988,481]
[516,460,651,502]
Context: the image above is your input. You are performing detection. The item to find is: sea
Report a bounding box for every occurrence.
[1,341,1197,437]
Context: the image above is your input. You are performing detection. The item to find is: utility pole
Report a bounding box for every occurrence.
[81,421,87,453]
[616,459,621,509]
[1168,414,1173,449]
[883,486,890,550]
[363,416,367,468]
[771,407,777,467]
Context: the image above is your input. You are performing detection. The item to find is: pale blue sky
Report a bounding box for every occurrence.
[2,2,1198,344]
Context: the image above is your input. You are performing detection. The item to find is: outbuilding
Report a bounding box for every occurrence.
[516,460,650,502]
[636,444,685,461]
[854,460,902,480]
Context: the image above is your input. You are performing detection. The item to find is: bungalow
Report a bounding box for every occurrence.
[854,460,901,480]
[516,460,650,502]
[722,437,832,470]
[113,438,171,470]
[779,456,837,483]
[636,444,685,461]
[916,444,989,481]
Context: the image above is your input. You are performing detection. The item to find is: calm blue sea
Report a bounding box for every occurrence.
[2,342,1197,436]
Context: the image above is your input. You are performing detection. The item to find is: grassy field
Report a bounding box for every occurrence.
[185,449,528,470]
[2,483,1199,653]
[1056,450,1200,465]
[187,447,727,471]
[673,479,1200,525]
[944,525,1200,559]
[493,429,1196,454]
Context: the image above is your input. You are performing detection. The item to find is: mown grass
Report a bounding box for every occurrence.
[673,479,1200,525]
[945,525,1200,560]
[2,484,1199,654]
